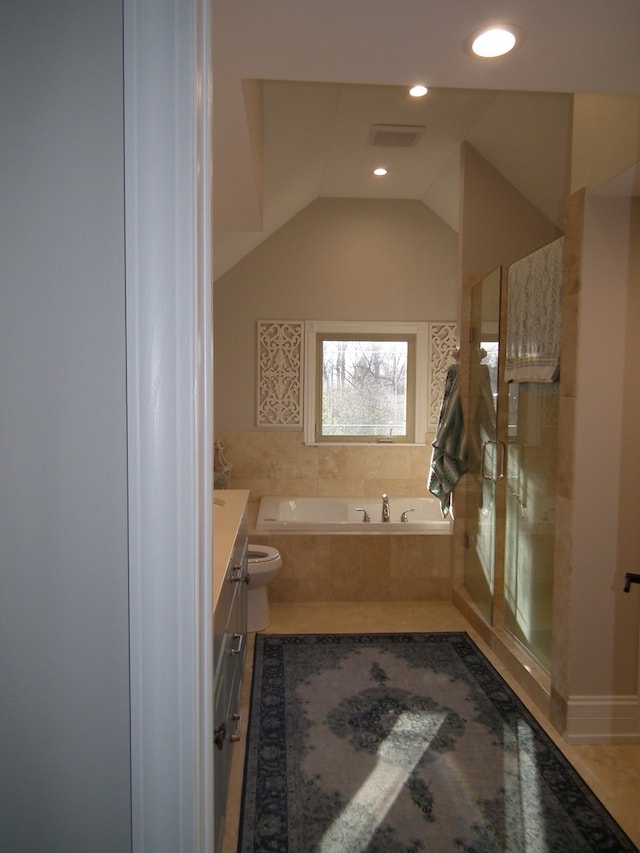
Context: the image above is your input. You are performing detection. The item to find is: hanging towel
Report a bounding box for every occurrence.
[428,362,467,517]
[504,236,564,383]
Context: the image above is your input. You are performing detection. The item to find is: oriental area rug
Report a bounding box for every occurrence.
[238,632,636,852]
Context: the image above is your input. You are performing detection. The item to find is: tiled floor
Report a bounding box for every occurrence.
[222,601,640,851]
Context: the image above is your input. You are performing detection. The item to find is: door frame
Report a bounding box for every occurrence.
[124,0,214,849]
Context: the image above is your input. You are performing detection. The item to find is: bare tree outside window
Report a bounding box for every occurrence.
[320,339,408,437]
[304,321,427,445]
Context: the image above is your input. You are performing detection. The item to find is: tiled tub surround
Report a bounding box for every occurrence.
[215,429,435,501]
[247,502,452,603]
[219,431,452,602]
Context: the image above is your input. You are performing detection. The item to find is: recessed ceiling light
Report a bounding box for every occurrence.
[373,167,388,177]
[470,26,517,58]
[409,84,428,98]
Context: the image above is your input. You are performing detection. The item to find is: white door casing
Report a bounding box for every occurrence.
[124,0,213,850]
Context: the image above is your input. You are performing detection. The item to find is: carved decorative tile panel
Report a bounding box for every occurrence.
[257,321,304,427]
[428,322,457,430]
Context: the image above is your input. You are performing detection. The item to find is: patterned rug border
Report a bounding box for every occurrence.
[239,631,637,852]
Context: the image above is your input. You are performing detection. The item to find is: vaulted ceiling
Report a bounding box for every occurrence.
[212,1,640,279]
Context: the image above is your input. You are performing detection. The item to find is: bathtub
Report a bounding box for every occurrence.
[256,495,451,534]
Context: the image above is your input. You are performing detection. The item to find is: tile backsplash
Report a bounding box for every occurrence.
[215,429,435,502]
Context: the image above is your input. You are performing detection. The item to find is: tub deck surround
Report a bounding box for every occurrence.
[248,496,453,603]
[256,495,451,534]
[212,489,250,608]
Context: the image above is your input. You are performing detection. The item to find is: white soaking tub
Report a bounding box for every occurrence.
[256,495,451,535]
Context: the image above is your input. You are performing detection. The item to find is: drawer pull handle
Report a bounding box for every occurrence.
[230,713,242,742]
[230,633,244,656]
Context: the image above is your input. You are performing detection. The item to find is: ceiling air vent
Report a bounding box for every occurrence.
[368,124,424,148]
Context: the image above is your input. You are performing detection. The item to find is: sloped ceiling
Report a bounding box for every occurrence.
[212,0,640,279]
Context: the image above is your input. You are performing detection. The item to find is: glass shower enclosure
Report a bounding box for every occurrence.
[503,382,558,671]
[464,268,558,672]
[463,268,501,625]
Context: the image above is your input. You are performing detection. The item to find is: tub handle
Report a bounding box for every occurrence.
[355,508,371,522]
[400,509,415,522]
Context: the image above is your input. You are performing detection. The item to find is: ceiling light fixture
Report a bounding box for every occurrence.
[409,84,428,98]
[373,167,388,177]
[470,26,517,58]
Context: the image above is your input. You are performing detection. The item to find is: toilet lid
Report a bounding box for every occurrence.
[248,544,280,562]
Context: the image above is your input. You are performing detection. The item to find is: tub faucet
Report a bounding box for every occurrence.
[382,493,390,522]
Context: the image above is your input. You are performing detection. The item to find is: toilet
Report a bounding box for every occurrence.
[246,545,283,632]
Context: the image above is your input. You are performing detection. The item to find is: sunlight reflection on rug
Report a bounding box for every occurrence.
[319,710,445,851]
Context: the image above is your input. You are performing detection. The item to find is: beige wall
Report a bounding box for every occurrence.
[571,94,640,194]
[460,143,562,273]
[214,197,458,429]
[619,199,640,605]
[569,192,640,698]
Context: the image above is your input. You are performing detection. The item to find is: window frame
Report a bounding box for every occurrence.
[303,320,428,445]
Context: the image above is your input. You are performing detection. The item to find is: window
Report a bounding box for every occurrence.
[304,321,428,444]
[318,334,412,440]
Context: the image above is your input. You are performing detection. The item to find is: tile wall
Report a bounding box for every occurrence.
[250,530,453,603]
[215,429,435,501]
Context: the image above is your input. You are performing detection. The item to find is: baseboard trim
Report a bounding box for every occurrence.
[565,695,640,743]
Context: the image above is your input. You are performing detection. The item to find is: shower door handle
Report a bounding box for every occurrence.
[480,440,505,482]
[230,633,244,656]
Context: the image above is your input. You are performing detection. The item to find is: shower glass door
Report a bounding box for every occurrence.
[463,268,501,623]
[504,382,558,671]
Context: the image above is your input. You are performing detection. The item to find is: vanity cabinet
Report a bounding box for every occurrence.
[213,493,249,852]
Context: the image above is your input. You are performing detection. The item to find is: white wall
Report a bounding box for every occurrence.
[0,3,132,850]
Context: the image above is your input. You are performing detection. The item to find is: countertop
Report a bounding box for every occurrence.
[213,489,250,609]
